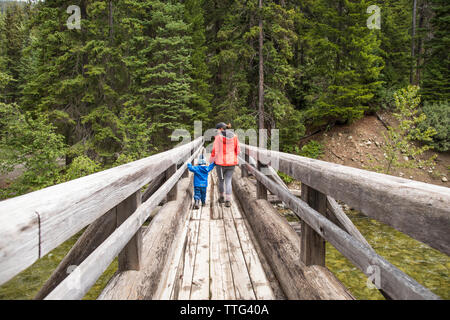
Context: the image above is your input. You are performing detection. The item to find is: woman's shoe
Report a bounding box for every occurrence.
[219,196,225,203]
[193,200,200,209]
[225,200,231,208]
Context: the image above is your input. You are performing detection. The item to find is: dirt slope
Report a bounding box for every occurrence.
[301,114,449,187]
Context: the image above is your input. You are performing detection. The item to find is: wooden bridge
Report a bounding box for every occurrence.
[0,137,449,300]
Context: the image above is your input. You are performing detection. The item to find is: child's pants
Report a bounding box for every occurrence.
[194,186,207,204]
[216,165,235,197]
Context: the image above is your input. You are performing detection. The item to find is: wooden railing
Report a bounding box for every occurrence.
[240,143,450,300]
[0,137,203,299]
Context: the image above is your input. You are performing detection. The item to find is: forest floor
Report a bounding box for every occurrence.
[295,112,449,188]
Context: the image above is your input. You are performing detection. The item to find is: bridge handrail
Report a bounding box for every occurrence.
[241,143,450,256]
[45,144,203,299]
[241,159,440,299]
[0,137,203,286]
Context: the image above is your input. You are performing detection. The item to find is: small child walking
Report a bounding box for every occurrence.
[187,155,216,209]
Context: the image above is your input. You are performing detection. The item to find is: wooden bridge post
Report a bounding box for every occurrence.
[256,161,268,200]
[242,145,249,178]
[300,183,326,266]
[166,164,178,201]
[117,191,142,271]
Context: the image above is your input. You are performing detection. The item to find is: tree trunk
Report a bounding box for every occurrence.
[258,0,265,148]
[410,0,417,84]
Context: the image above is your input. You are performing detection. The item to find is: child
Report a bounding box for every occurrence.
[187,155,215,209]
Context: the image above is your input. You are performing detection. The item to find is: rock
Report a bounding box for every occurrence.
[360,159,364,163]
[338,133,342,137]
[399,172,404,177]
[374,141,380,147]
[403,156,409,161]
[442,177,448,182]
[348,136,353,140]
[351,158,356,162]
[343,204,350,211]
[428,170,433,174]
[366,141,372,146]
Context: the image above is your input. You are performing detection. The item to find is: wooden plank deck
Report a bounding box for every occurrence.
[160,171,276,300]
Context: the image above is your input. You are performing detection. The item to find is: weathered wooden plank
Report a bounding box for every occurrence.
[210,171,222,219]
[190,200,211,300]
[300,183,326,267]
[0,138,202,286]
[244,162,440,300]
[231,202,275,300]
[210,219,236,300]
[222,205,256,300]
[98,176,193,300]
[177,217,201,299]
[117,191,142,271]
[34,207,117,300]
[45,148,202,300]
[154,201,192,300]
[242,144,450,256]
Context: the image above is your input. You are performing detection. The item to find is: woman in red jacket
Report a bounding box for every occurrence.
[209,122,240,207]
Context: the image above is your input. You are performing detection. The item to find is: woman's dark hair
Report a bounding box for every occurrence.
[216,122,231,129]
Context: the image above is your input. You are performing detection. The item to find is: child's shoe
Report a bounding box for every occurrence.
[225,200,231,208]
[219,195,225,203]
[193,199,200,209]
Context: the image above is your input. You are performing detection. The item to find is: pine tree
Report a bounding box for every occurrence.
[421,0,450,102]
[299,0,383,126]
[185,0,212,125]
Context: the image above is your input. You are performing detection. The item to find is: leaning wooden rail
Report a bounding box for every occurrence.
[44,145,203,299]
[241,143,450,256]
[0,137,203,286]
[241,158,440,300]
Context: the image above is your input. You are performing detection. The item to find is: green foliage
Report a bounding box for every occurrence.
[418,100,450,152]
[64,155,101,182]
[380,86,437,174]
[0,103,66,199]
[278,171,294,185]
[421,0,450,102]
[299,140,324,159]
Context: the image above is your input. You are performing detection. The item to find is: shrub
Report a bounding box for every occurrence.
[418,101,450,152]
[299,140,324,159]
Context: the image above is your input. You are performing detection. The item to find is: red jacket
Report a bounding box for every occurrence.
[209,131,240,166]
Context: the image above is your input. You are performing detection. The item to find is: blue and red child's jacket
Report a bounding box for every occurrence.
[187,162,216,187]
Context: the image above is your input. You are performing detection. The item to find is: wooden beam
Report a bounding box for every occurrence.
[244,162,440,300]
[0,138,203,286]
[301,184,326,267]
[44,147,202,299]
[242,144,450,256]
[326,196,372,249]
[117,191,142,271]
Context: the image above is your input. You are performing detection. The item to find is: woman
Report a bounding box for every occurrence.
[209,122,240,207]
